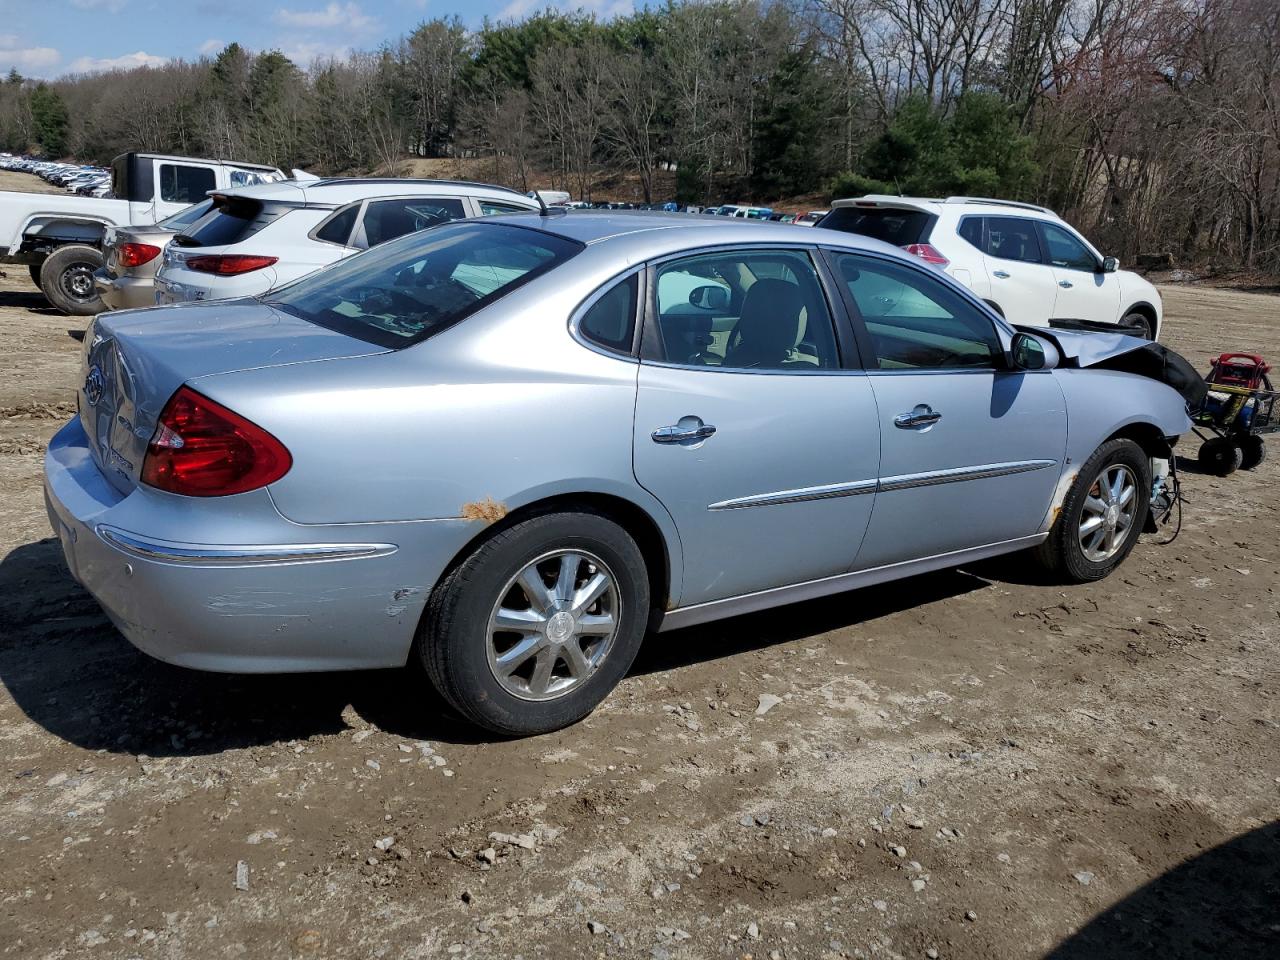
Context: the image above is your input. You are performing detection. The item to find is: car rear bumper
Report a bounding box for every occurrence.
[43,417,468,673]
[153,267,277,305]
[93,268,154,311]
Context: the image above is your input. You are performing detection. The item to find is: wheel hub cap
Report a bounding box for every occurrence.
[1078,463,1138,562]
[546,611,576,642]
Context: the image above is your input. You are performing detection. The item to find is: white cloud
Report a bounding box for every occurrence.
[67,50,169,74]
[70,0,127,11]
[274,2,377,32]
[198,38,226,55]
[279,41,354,66]
[0,45,61,75]
[497,0,629,21]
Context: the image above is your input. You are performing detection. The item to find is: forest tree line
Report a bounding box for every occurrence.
[1,0,1278,271]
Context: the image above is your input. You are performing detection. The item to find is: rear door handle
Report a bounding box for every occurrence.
[652,419,717,444]
[894,404,942,429]
[1058,279,1073,288]
[992,270,1011,279]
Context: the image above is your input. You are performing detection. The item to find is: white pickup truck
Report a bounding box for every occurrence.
[1,152,287,314]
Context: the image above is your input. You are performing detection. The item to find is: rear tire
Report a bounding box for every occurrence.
[1198,437,1242,476]
[1121,310,1154,340]
[1032,438,1150,583]
[419,510,650,736]
[39,244,105,316]
[1238,436,1267,471]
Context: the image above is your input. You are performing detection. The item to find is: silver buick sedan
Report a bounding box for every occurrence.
[45,213,1190,735]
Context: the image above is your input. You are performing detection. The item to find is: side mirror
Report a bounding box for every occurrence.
[1010,331,1058,371]
[1100,256,1119,273]
[689,284,729,311]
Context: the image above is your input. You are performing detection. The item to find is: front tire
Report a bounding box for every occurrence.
[420,511,650,736]
[1033,438,1151,583]
[39,244,105,316]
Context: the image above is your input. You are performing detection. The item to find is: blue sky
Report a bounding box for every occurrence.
[0,0,633,79]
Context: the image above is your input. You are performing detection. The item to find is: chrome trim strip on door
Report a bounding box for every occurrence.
[656,533,1048,632]
[878,459,1056,492]
[97,525,397,566]
[708,460,1055,511]
[708,478,878,511]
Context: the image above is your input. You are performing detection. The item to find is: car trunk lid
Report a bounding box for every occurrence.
[78,300,387,496]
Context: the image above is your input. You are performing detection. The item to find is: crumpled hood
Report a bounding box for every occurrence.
[1016,324,1151,367]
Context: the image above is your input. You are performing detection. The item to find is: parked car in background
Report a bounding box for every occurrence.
[528,189,571,207]
[795,210,829,227]
[732,206,773,220]
[0,151,286,314]
[94,199,214,311]
[819,196,1162,338]
[153,178,539,305]
[48,213,1191,737]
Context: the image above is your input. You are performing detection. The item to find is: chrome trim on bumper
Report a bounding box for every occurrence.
[709,460,1055,511]
[709,478,877,511]
[96,525,397,566]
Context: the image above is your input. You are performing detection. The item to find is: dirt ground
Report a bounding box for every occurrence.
[0,168,1277,960]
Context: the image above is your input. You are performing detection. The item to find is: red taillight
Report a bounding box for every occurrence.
[117,242,162,268]
[902,243,950,266]
[184,254,278,276]
[141,386,291,497]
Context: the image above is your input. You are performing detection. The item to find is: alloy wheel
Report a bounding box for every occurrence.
[1078,464,1138,562]
[486,549,621,701]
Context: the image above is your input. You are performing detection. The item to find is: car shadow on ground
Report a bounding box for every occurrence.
[0,290,58,315]
[1044,820,1280,959]
[1,536,1000,756]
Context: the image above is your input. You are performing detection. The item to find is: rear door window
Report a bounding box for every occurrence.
[983,217,1043,263]
[652,249,839,371]
[158,164,216,204]
[355,197,467,248]
[819,207,933,246]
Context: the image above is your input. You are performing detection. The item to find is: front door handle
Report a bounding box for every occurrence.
[894,404,942,430]
[652,418,717,444]
[992,269,1011,279]
[1058,279,1073,288]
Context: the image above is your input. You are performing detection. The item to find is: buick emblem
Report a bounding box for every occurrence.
[84,365,105,407]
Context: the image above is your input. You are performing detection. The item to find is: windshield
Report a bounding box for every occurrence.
[265,221,583,349]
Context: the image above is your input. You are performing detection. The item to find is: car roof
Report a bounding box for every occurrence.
[214,178,540,207]
[831,195,1059,218]
[474,210,911,260]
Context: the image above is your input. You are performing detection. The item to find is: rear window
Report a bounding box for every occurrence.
[158,198,214,231]
[265,221,583,349]
[820,207,933,246]
[174,197,285,248]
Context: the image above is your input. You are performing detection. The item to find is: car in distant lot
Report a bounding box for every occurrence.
[47,212,1191,736]
[818,196,1162,338]
[94,199,213,311]
[0,151,287,314]
[795,210,828,227]
[153,178,540,305]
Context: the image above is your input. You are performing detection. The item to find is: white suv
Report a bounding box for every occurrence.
[153,178,540,305]
[818,196,1162,339]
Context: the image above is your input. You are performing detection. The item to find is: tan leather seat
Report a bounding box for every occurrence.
[724,278,812,369]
